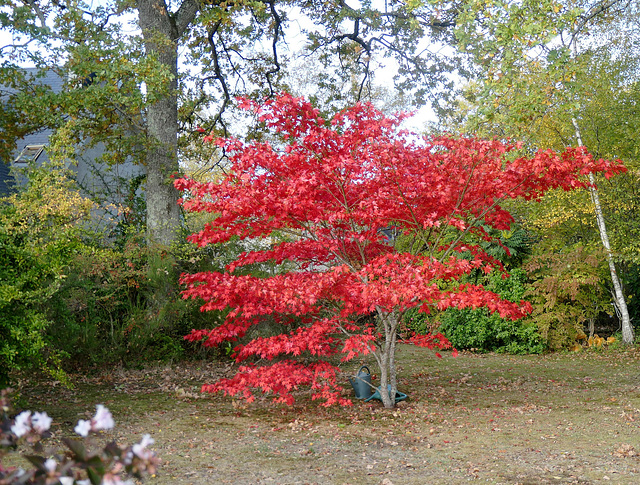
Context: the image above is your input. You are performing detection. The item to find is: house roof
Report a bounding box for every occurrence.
[2,67,65,95]
[0,160,13,196]
[12,69,63,160]
[0,68,63,193]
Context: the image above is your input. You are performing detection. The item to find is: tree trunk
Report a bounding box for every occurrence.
[572,118,634,344]
[137,0,198,248]
[136,0,199,317]
[375,309,400,409]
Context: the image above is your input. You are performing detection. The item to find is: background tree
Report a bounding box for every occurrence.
[447,0,640,342]
[177,94,624,408]
[0,0,484,349]
[0,0,481,241]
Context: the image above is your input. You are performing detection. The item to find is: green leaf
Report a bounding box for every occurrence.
[63,437,87,461]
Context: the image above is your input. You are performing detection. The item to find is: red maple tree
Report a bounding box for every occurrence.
[175,93,625,408]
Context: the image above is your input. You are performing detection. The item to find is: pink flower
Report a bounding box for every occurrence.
[43,458,57,473]
[74,419,91,437]
[31,411,52,433]
[74,405,114,436]
[93,404,114,430]
[132,434,155,460]
[101,473,133,485]
[11,411,31,437]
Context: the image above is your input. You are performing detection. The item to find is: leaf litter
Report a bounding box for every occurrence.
[12,345,640,484]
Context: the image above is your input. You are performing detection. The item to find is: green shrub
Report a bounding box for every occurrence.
[524,245,608,350]
[0,162,245,379]
[436,269,546,354]
[47,230,226,368]
[403,306,433,336]
[0,163,93,386]
[438,307,545,354]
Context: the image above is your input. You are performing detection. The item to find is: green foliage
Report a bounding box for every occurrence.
[46,231,149,366]
[0,163,93,387]
[0,160,232,381]
[448,0,640,264]
[621,263,640,329]
[524,245,609,350]
[479,225,534,269]
[403,306,434,336]
[436,269,545,354]
[439,308,544,354]
[46,229,228,368]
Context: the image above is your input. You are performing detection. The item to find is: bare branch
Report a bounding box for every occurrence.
[207,21,231,137]
[265,0,283,97]
[570,0,631,44]
[332,16,372,55]
[24,0,47,27]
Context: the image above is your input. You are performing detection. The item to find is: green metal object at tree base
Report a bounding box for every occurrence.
[365,385,408,403]
[348,365,372,399]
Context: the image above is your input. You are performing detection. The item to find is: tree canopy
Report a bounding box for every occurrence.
[0,0,480,249]
[176,94,625,407]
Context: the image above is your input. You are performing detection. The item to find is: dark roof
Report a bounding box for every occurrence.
[0,68,63,194]
[0,161,14,197]
[24,67,65,94]
[2,68,65,96]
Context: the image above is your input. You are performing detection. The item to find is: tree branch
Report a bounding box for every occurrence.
[24,0,47,27]
[570,0,630,44]
[174,0,200,37]
[207,21,231,137]
[265,0,283,97]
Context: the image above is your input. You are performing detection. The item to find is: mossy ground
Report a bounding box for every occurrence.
[10,345,640,484]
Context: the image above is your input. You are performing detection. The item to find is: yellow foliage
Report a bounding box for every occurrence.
[584,334,616,349]
[587,335,604,347]
[0,162,96,257]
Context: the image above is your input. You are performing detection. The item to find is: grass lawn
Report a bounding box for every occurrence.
[9,344,640,484]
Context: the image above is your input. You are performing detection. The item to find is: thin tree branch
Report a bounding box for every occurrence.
[264,0,283,97]
[207,21,230,137]
[570,0,630,44]
[24,0,47,27]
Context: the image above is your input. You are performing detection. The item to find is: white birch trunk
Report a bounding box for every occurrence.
[572,119,634,344]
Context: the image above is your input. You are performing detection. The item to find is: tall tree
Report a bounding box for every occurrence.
[449,0,639,342]
[177,94,624,408]
[0,0,187,246]
[136,0,198,247]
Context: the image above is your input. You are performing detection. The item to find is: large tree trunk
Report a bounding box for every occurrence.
[573,119,634,344]
[137,0,198,248]
[136,0,199,316]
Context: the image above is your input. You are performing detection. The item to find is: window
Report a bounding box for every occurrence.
[14,144,45,166]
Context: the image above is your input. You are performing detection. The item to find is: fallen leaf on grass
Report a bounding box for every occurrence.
[613,444,637,457]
